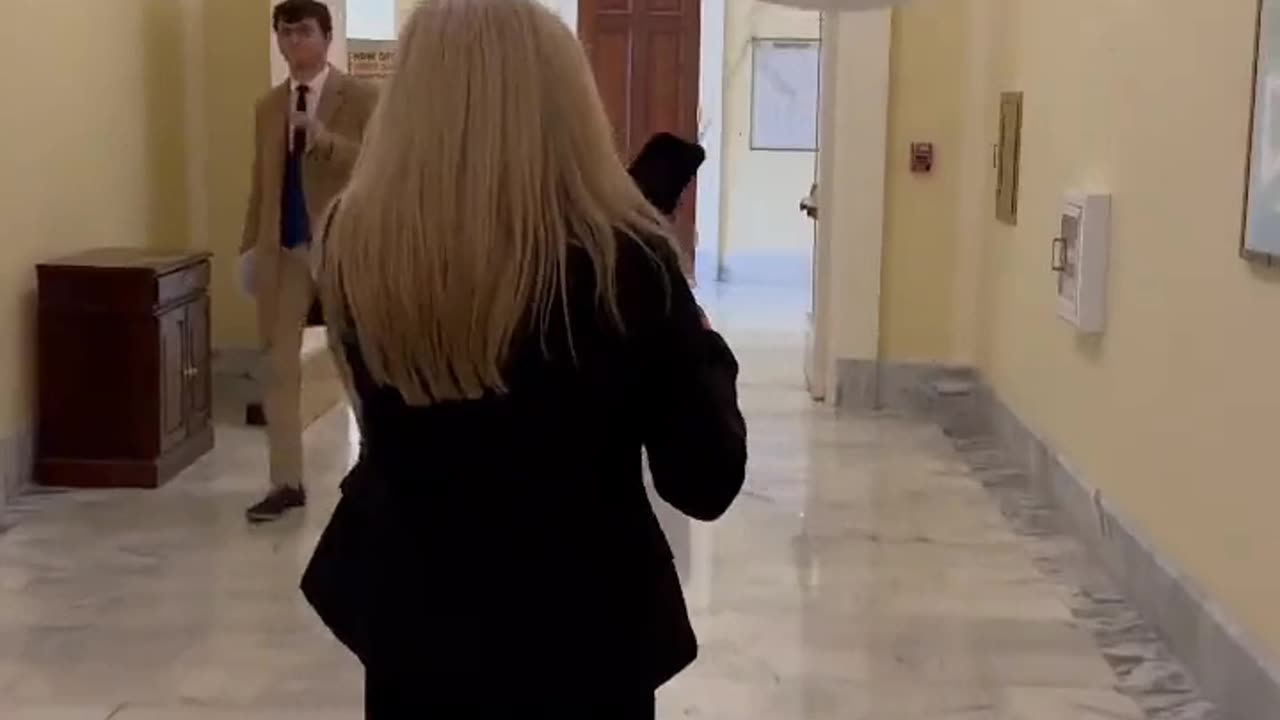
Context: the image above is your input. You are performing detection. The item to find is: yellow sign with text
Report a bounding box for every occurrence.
[347,39,396,83]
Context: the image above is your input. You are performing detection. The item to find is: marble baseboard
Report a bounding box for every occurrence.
[834,359,1280,720]
[211,346,262,420]
[0,427,33,523]
[973,382,1280,720]
[212,330,343,427]
[834,358,981,422]
[716,249,812,288]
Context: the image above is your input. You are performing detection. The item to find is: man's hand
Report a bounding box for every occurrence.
[238,249,257,298]
[291,111,325,149]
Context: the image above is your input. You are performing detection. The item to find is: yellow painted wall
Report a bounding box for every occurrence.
[877,0,1280,661]
[199,1,270,349]
[395,0,418,28]
[878,3,969,361]
[0,0,193,435]
[0,0,269,436]
[978,0,1280,659]
[719,2,819,280]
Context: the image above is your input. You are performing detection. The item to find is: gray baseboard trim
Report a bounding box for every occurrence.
[212,346,265,423]
[212,346,263,409]
[0,426,34,523]
[211,331,325,405]
[834,358,981,419]
[975,382,1280,720]
[836,359,1280,720]
[717,249,812,287]
[212,332,344,427]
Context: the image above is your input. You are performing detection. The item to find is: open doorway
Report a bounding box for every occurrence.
[577,0,703,266]
[367,0,824,394]
[569,0,819,390]
[702,2,822,390]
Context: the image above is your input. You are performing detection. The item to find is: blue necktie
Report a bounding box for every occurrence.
[281,84,311,250]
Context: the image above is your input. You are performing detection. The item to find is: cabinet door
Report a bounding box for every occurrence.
[159,306,189,451]
[185,295,211,433]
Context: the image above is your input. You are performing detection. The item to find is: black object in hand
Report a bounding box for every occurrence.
[628,132,707,216]
[306,299,324,327]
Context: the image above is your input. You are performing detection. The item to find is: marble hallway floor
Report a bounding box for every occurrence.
[0,281,1155,719]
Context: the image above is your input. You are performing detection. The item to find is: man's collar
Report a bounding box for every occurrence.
[289,63,332,93]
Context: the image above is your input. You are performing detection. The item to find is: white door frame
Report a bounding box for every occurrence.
[696,0,727,278]
[567,0,890,402]
[810,8,892,402]
[305,1,892,406]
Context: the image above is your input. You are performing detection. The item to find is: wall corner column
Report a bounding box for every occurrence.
[815,8,892,405]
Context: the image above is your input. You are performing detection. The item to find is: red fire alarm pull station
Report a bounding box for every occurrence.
[911,142,934,173]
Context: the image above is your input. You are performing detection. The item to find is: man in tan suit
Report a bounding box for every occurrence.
[241,0,378,523]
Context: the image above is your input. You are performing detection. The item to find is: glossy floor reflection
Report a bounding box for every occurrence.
[0,281,1145,719]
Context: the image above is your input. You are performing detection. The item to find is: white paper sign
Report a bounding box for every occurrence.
[750,39,820,152]
[1245,0,1280,257]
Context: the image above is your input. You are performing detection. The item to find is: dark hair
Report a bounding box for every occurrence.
[272,0,333,37]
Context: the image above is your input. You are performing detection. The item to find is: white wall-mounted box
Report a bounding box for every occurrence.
[1053,192,1111,333]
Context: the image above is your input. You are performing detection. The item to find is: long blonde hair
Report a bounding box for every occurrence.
[321,0,670,405]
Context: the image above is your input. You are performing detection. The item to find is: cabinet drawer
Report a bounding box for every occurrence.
[156,261,210,308]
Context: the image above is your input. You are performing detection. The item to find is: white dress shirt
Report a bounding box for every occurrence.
[289,64,331,150]
[239,64,335,296]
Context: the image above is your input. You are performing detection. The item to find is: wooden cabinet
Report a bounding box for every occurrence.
[36,249,214,489]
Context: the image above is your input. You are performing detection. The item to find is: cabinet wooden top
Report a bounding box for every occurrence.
[38,248,211,274]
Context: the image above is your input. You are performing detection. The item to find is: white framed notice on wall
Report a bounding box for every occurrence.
[750,37,820,152]
[1244,0,1280,262]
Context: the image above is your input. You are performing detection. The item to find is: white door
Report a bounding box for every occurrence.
[804,13,829,401]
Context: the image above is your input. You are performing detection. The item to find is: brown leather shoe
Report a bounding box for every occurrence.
[246,486,307,524]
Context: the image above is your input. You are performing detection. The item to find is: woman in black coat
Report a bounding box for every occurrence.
[302,0,747,716]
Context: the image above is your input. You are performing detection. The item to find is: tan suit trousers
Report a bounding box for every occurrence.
[264,247,315,489]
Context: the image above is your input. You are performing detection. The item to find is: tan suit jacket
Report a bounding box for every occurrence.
[241,69,379,343]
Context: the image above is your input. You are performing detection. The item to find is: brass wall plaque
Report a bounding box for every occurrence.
[996,91,1023,226]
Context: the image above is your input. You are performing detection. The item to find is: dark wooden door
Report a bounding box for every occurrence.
[158,306,188,452]
[578,0,702,267]
[185,296,212,435]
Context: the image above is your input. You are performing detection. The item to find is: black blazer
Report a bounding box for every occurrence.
[303,234,747,714]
